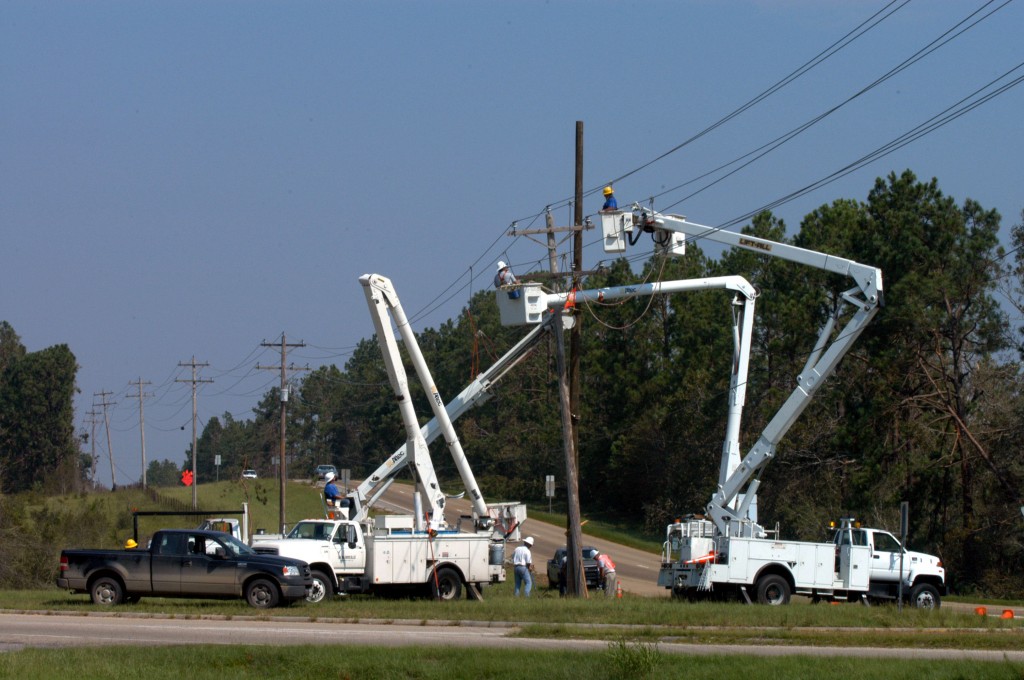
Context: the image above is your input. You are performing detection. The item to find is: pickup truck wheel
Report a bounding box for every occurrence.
[430,567,462,601]
[755,574,791,605]
[245,578,280,609]
[306,569,331,604]
[90,576,124,605]
[909,583,941,610]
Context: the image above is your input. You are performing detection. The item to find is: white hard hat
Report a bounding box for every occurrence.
[523,536,534,546]
[324,471,335,482]
[497,261,507,271]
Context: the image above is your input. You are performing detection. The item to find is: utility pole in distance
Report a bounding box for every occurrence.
[258,333,308,533]
[127,377,153,489]
[177,357,212,509]
[94,390,116,490]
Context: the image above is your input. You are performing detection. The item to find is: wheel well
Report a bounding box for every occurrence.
[243,574,281,594]
[432,562,465,582]
[308,563,338,587]
[87,570,124,591]
[912,576,944,590]
[753,564,794,590]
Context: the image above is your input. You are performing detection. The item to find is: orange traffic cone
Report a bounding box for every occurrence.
[615,581,623,599]
[975,606,988,616]
[1001,609,1015,619]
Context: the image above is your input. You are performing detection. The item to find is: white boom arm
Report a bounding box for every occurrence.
[342,315,555,523]
[540,276,758,498]
[360,274,449,529]
[610,208,884,537]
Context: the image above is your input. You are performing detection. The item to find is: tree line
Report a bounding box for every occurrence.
[3,170,1022,596]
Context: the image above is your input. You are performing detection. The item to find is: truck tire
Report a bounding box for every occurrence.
[430,567,463,601]
[756,574,791,605]
[306,569,332,604]
[909,582,941,610]
[245,578,280,609]
[90,576,124,605]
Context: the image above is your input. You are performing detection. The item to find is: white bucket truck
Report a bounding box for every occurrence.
[253,274,525,602]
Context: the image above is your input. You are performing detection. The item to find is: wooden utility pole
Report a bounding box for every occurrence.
[177,357,212,509]
[94,390,116,490]
[258,333,308,533]
[127,377,152,489]
[84,408,101,484]
[563,120,587,596]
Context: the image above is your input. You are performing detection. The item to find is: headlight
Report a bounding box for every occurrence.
[281,565,299,577]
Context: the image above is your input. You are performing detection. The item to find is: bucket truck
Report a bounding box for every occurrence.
[589,206,943,607]
[253,274,526,602]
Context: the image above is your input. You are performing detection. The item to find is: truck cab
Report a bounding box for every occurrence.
[832,522,945,608]
[252,519,367,602]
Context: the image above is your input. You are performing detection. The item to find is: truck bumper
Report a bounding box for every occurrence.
[280,583,310,601]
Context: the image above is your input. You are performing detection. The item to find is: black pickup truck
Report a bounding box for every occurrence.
[58,529,312,608]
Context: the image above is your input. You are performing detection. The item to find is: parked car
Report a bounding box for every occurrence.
[314,464,337,481]
[546,545,603,590]
[241,469,258,479]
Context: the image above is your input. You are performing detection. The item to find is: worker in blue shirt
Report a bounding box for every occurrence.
[601,185,618,211]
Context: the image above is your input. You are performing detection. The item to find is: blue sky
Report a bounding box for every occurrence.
[3,1,1022,488]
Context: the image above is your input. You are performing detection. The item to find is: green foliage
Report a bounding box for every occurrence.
[146,459,183,487]
[0,328,81,494]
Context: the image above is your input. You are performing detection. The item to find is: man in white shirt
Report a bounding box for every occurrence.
[512,536,534,597]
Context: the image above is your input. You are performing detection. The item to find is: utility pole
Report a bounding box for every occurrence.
[127,377,152,489]
[258,333,308,533]
[564,120,587,597]
[84,408,101,484]
[177,357,212,509]
[94,391,116,490]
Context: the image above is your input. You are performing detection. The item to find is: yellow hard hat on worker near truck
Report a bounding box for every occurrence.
[602,186,614,196]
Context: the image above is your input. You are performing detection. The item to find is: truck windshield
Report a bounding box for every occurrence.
[286,521,332,540]
[218,534,255,557]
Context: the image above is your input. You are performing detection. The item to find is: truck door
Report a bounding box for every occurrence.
[332,523,366,573]
[869,531,904,583]
[180,534,240,596]
[150,532,186,594]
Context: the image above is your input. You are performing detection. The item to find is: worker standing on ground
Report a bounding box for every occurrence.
[601,185,618,211]
[596,551,617,596]
[494,261,521,299]
[512,536,535,597]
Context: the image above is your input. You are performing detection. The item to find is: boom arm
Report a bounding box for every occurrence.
[618,208,883,537]
[342,314,555,523]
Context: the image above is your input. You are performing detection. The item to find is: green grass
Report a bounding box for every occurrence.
[20,576,1023,649]
[1,642,1021,680]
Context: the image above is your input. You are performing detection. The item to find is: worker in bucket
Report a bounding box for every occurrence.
[512,536,535,597]
[323,471,342,509]
[601,185,618,211]
[494,261,521,300]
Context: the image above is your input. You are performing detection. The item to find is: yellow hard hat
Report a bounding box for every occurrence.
[125,539,138,549]
[602,186,614,196]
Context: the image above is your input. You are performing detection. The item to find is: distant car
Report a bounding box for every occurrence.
[241,469,258,479]
[314,464,337,480]
[546,545,603,590]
